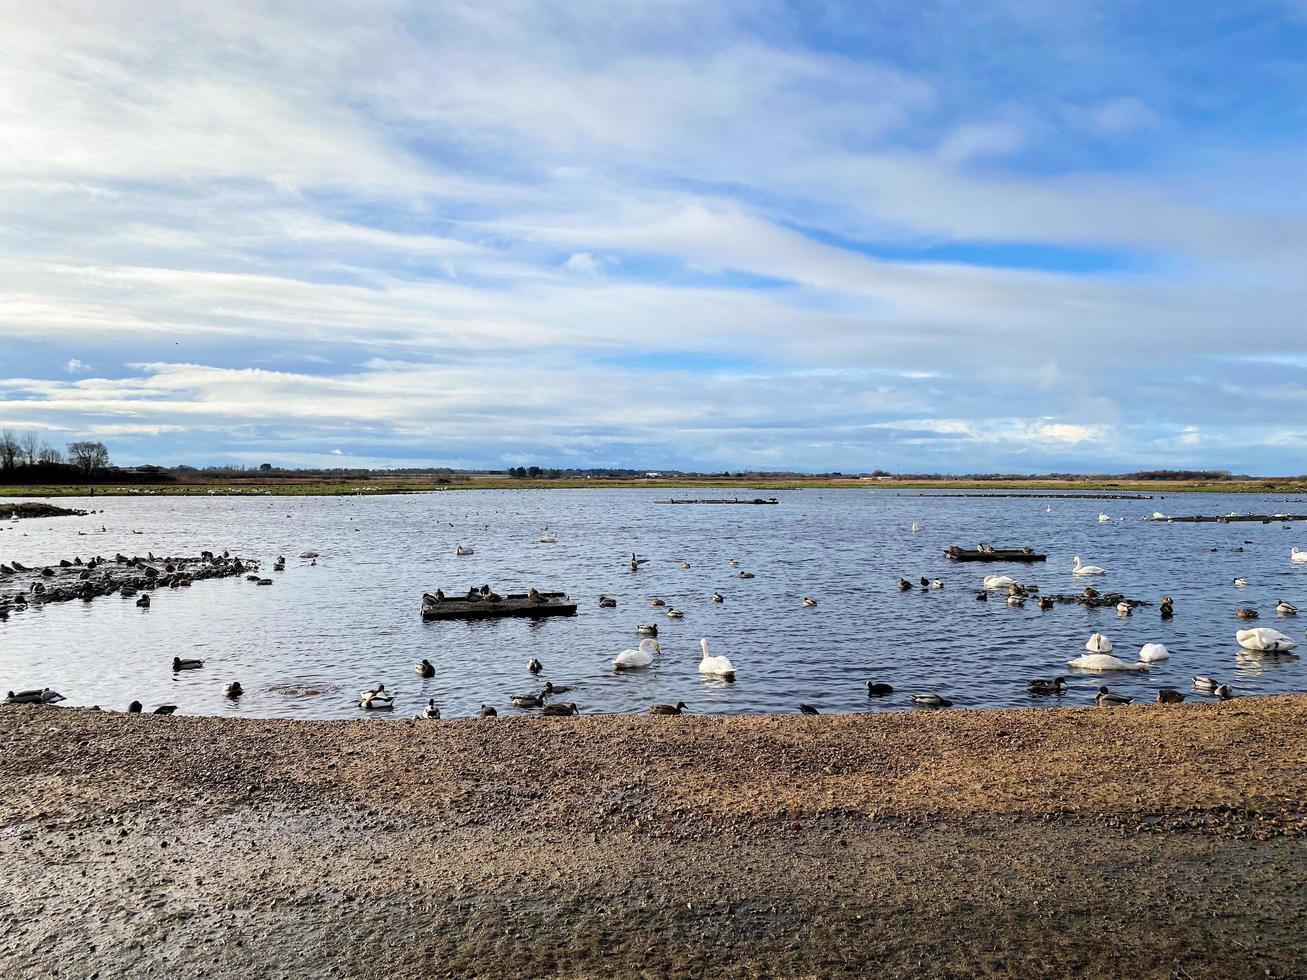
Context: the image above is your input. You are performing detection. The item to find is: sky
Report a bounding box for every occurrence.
[3,1,1307,474]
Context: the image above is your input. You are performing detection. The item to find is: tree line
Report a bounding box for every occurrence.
[0,429,112,479]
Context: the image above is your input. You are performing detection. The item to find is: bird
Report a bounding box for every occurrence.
[911,694,953,708]
[1235,608,1258,620]
[1084,632,1113,653]
[420,699,441,720]
[802,597,817,607]
[1233,577,1248,588]
[866,682,894,696]
[728,559,740,566]
[1156,689,1185,704]
[666,607,684,618]
[1067,653,1148,672]
[983,575,1015,590]
[1138,643,1170,662]
[127,700,142,713]
[1193,677,1235,699]
[598,595,617,608]
[975,591,988,602]
[510,691,545,708]
[1276,601,1298,615]
[479,704,497,717]
[3,688,66,705]
[738,571,755,579]
[931,579,943,589]
[541,681,573,696]
[359,685,394,710]
[1037,596,1054,610]
[636,624,659,636]
[649,597,666,607]
[711,592,724,603]
[649,702,687,716]
[1094,686,1133,706]
[798,703,820,715]
[222,682,244,698]
[1007,594,1024,606]
[1292,547,1307,565]
[153,705,178,715]
[136,594,151,608]
[1160,596,1174,618]
[415,659,435,677]
[698,638,736,680]
[613,638,660,670]
[172,657,204,671]
[541,702,578,717]
[455,545,474,556]
[919,576,930,588]
[1098,513,1111,523]
[898,578,913,592]
[1116,601,1132,615]
[1027,677,1067,694]
[911,522,922,532]
[681,562,691,569]
[1073,556,1106,576]
[1236,627,1297,651]
[528,658,543,673]
[1081,586,1100,599]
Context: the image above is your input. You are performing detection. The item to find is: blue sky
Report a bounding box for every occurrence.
[3,0,1307,473]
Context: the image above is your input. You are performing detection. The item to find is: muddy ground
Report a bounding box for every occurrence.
[1,697,1304,978]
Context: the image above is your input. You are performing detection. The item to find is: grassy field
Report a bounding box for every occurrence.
[2,474,1306,497]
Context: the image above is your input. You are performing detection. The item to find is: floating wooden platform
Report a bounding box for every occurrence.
[654,498,779,505]
[944,545,1047,563]
[420,591,577,621]
[1149,514,1307,523]
[919,492,1154,500]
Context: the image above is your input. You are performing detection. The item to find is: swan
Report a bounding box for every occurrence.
[983,575,1015,590]
[1292,547,1307,564]
[1098,513,1110,523]
[455,545,474,556]
[538,531,557,544]
[1073,556,1106,576]
[1138,643,1170,662]
[415,658,435,677]
[613,638,660,670]
[420,699,441,720]
[1236,627,1296,652]
[1276,601,1298,615]
[1067,653,1148,672]
[1085,632,1113,653]
[298,550,319,559]
[359,685,394,710]
[698,638,735,680]
[1094,686,1133,706]
[911,522,921,533]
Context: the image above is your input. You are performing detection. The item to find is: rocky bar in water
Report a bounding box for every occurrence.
[2,501,91,519]
[0,696,1303,978]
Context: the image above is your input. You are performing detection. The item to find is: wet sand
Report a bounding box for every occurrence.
[1,697,1304,978]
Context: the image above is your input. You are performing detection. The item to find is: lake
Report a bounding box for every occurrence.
[2,489,1305,719]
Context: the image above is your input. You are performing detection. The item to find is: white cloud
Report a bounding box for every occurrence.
[64,358,91,374]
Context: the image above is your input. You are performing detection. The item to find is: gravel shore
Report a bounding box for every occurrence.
[2,697,1305,978]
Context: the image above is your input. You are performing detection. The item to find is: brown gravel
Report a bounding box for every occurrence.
[1,697,1305,978]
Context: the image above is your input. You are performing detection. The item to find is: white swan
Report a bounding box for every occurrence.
[1097,513,1110,523]
[698,638,736,680]
[538,531,557,544]
[1067,653,1148,672]
[1073,556,1106,576]
[1138,643,1170,662]
[1085,632,1113,653]
[455,545,474,556]
[1236,627,1297,652]
[613,638,660,670]
[911,522,922,533]
[1292,547,1307,564]
[983,574,1015,590]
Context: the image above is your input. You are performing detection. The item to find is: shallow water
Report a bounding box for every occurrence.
[1,489,1305,719]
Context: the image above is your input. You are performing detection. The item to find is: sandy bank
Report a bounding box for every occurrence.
[1,698,1304,978]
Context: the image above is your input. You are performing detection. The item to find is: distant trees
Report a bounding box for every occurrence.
[0,428,17,470]
[66,440,111,475]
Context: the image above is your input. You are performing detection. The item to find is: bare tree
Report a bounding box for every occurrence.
[38,444,63,464]
[0,428,18,471]
[20,431,39,467]
[66,440,110,475]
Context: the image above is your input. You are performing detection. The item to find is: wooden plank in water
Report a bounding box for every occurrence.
[944,546,1047,563]
[420,591,577,620]
[654,498,780,505]
[1150,514,1307,523]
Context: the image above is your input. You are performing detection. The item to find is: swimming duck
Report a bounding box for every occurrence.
[273,556,286,570]
[222,682,243,698]
[598,595,617,608]
[802,597,817,607]
[510,692,545,708]
[636,624,658,637]
[614,639,660,670]
[153,705,178,715]
[649,597,666,607]
[136,594,151,608]
[1276,601,1298,615]
[541,702,578,716]
[1081,587,1100,600]
[898,578,913,592]
[415,658,435,677]
[738,571,755,579]
[650,702,687,716]
[1235,627,1296,651]
[1235,608,1258,620]
[172,657,204,671]
[919,576,930,589]
[711,592,724,603]
[866,682,894,696]
[1094,686,1132,706]
[1084,632,1113,654]
[975,591,988,601]
[420,699,441,720]
[1138,643,1170,662]
[1008,583,1026,597]
[541,681,573,696]
[911,694,953,708]
[1156,689,1185,704]
[1116,601,1132,615]
[528,658,543,673]
[798,703,820,715]
[666,607,684,618]
[1233,577,1248,587]
[681,562,691,569]
[359,685,395,710]
[1073,556,1106,576]
[1037,596,1054,610]
[1192,678,1234,698]
[1159,596,1174,618]
[931,579,943,589]
[728,559,740,566]
[1027,677,1068,694]
[698,638,736,680]
[479,704,497,717]
[1006,594,1024,606]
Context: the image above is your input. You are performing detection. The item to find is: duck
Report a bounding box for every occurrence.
[613,638,661,670]
[649,597,666,607]
[153,705,178,715]
[415,658,435,677]
[540,681,572,696]
[136,594,151,608]
[1235,627,1296,652]
[273,556,286,571]
[479,704,497,717]
[738,571,755,579]
[1235,608,1258,620]
[127,700,143,713]
[931,579,943,589]
[1037,596,1054,610]
[798,703,820,715]
[172,657,204,671]
[420,699,441,720]
[222,681,244,698]
[1233,577,1248,587]
[983,575,1015,590]
[1138,643,1170,662]
[866,682,894,696]
[711,592,724,603]
[1027,677,1067,694]
[510,692,545,708]
[541,702,578,717]
[1006,594,1024,606]
[666,607,684,618]
[919,576,930,589]
[1159,596,1174,618]
[1156,689,1185,704]
[1094,686,1132,706]
[1276,600,1298,615]
[1193,676,1235,699]
[698,638,736,680]
[1292,547,1307,564]
[911,693,953,708]
[1084,632,1113,654]
[680,562,691,569]
[728,559,740,566]
[4,688,66,705]
[455,545,475,556]
[528,657,543,673]
[649,702,687,716]
[1081,586,1100,599]
[636,624,659,637]
[1116,601,1132,616]
[1066,653,1148,672]
[1073,556,1106,576]
[359,685,394,710]
[802,597,818,607]
[898,578,913,592]
[975,591,988,602]
[598,595,617,608]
